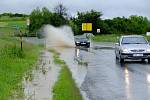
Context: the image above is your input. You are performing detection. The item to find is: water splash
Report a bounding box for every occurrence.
[43,25,75,48]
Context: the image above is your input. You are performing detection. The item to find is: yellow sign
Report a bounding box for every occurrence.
[82,23,87,31]
[87,23,92,31]
[82,23,92,31]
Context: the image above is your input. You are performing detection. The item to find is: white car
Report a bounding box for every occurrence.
[115,35,150,62]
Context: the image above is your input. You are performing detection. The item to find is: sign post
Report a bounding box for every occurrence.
[20,30,23,51]
[26,18,30,35]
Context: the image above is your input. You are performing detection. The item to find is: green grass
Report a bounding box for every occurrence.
[0,20,26,29]
[0,27,17,36]
[0,17,27,37]
[49,49,83,100]
[0,18,42,99]
[145,35,150,42]
[0,16,27,22]
[0,16,26,28]
[0,37,42,100]
[7,20,26,28]
[0,22,8,27]
[92,34,119,42]
[92,34,150,42]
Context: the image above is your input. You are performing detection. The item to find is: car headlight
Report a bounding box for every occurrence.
[123,49,129,53]
[76,41,80,43]
[147,49,150,52]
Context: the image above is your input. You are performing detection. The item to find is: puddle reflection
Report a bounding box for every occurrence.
[123,66,132,100]
[74,47,89,66]
[125,67,130,85]
[58,47,90,100]
[147,74,150,84]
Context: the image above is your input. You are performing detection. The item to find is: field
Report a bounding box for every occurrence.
[0,16,27,37]
[0,16,42,99]
[92,34,150,42]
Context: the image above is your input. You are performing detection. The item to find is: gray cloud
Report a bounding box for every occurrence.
[0,0,149,19]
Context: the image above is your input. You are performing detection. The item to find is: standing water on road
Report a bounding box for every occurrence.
[21,25,76,100]
[23,51,60,100]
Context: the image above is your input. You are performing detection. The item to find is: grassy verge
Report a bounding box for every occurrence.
[49,49,83,100]
[92,34,119,42]
[0,36,42,99]
[145,35,150,42]
[92,34,150,42]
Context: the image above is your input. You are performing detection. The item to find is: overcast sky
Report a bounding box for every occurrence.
[0,0,149,19]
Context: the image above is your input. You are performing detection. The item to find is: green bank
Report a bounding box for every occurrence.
[0,36,42,99]
[49,49,83,100]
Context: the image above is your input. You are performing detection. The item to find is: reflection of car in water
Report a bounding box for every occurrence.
[74,48,89,66]
[115,35,150,63]
[75,37,90,48]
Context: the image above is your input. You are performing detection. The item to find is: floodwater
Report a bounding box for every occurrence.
[58,43,150,100]
[22,37,150,100]
[23,51,60,100]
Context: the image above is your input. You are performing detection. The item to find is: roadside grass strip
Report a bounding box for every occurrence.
[92,34,150,42]
[92,34,119,42]
[49,49,83,100]
[0,37,41,99]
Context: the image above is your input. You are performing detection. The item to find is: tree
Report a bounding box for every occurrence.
[42,7,52,24]
[128,15,149,34]
[29,7,43,32]
[101,16,149,35]
[54,3,68,17]
[72,10,103,35]
[29,6,69,34]
[50,13,68,27]
[148,21,150,32]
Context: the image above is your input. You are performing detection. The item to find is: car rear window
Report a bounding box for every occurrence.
[121,37,148,44]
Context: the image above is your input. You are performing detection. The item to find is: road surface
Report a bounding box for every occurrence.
[59,42,150,100]
[23,38,150,100]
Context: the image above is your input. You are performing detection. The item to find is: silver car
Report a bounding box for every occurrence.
[115,35,150,62]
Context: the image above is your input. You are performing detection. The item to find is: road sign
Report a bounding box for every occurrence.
[82,23,87,31]
[26,18,30,26]
[82,23,92,31]
[97,29,100,33]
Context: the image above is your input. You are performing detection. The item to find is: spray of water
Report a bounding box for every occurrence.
[43,25,75,48]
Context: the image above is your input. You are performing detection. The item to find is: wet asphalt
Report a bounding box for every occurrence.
[59,43,150,100]
[22,37,150,100]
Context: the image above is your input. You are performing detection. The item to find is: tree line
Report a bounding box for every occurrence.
[29,4,150,36]
[0,13,28,17]
[29,5,68,33]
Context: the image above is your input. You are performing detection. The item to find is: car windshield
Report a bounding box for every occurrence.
[121,37,148,44]
[75,37,88,41]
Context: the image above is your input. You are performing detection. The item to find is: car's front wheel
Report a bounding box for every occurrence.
[141,58,145,62]
[119,54,124,63]
[86,44,90,48]
[148,58,150,63]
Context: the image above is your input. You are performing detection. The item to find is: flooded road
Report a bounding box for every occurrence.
[23,51,60,100]
[58,43,150,100]
[22,38,150,100]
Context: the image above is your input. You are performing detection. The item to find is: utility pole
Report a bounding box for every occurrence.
[20,30,23,51]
